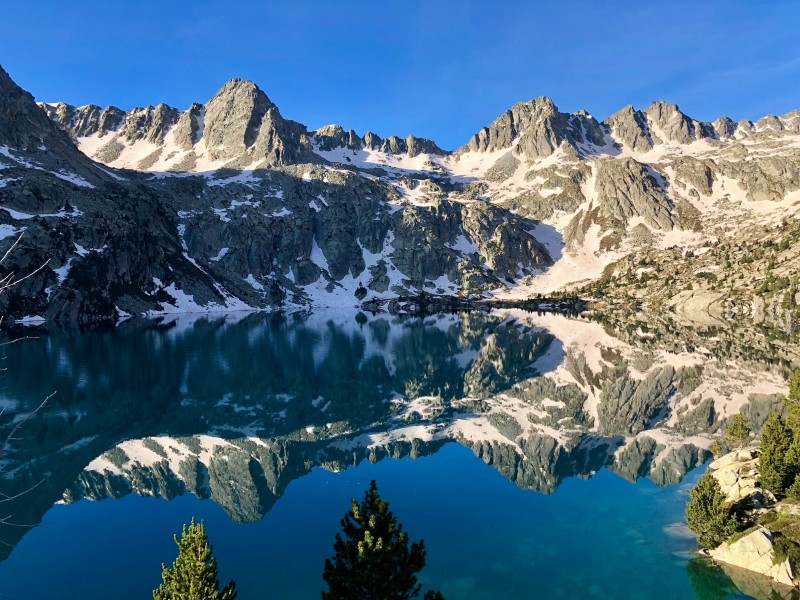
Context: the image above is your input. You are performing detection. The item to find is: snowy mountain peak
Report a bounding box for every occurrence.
[458,95,619,162]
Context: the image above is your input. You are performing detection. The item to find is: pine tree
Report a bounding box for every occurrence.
[153,518,237,600]
[724,413,751,449]
[686,471,738,550]
[709,439,724,458]
[760,413,794,493]
[322,480,442,600]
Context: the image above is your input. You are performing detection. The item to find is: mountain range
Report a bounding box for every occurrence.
[0,64,798,324]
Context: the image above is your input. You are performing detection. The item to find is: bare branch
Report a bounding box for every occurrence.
[0,392,54,460]
[0,336,39,346]
[0,233,23,267]
[0,259,50,295]
[0,232,51,297]
[0,479,44,504]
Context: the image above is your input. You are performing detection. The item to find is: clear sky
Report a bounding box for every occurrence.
[1,0,798,149]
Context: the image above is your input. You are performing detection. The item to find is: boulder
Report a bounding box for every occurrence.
[710,527,797,588]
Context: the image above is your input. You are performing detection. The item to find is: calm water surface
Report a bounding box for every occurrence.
[0,310,789,599]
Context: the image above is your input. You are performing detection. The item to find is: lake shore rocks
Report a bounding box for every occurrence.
[705,448,799,591]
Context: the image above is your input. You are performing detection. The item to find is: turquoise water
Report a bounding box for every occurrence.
[0,311,783,598]
[0,446,742,599]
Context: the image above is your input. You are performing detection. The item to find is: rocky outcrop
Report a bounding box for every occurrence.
[643,101,715,145]
[710,528,796,589]
[39,103,126,138]
[604,105,655,152]
[702,448,798,590]
[716,560,800,600]
[708,448,773,506]
[603,102,715,152]
[593,158,675,229]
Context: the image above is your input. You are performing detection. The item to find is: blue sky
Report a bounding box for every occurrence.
[1,0,798,149]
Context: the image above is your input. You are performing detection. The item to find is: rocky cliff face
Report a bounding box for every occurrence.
[0,63,798,323]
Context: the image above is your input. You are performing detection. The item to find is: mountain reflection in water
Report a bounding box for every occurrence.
[0,310,790,565]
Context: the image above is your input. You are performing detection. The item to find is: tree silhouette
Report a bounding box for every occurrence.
[322,480,442,600]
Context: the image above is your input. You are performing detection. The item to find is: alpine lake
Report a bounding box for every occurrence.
[0,308,797,599]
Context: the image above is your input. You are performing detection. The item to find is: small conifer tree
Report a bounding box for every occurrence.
[153,518,237,600]
[724,413,751,449]
[710,439,724,458]
[322,480,443,600]
[760,413,794,493]
[686,471,738,550]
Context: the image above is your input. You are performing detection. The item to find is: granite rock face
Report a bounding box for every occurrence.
[710,528,797,589]
[702,449,799,591]
[462,96,606,159]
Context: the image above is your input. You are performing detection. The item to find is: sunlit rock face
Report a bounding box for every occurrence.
[0,310,789,546]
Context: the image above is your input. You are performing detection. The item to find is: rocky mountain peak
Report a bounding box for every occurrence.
[713,116,737,139]
[202,78,277,159]
[604,105,654,152]
[604,101,716,151]
[198,77,315,166]
[316,124,346,139]
[171,102,204,150]
[313,124,361,151]
[210,78,274,108]
[643,100,715,145]
[463,96,577,159]
[0,65,65,151]
[117,102,181,145]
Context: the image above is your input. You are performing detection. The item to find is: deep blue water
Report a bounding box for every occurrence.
[0,445,744,600]
[0,311,778,598]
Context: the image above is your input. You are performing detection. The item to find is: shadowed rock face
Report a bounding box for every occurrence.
[0,310,789,559]
[0,68,96,167]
